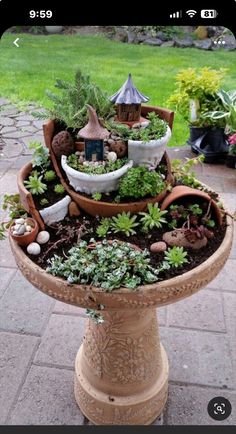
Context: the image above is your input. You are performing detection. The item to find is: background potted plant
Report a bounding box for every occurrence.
[167,67,229,163]
[226,134,236,168]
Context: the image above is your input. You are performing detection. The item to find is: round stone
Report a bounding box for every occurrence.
[36,231,50,244]
[27,242,41,255]
[15,224,26,235]
[150,241,167,253]
[107,152,117,163]
[15,218,25,225]
[25,225,33,232]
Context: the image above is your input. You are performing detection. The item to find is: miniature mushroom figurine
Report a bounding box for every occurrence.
[109,73,149,123]
[78,105,109,161]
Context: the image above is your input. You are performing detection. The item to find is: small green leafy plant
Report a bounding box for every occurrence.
[139,203,168,231]
[54,184,65,194]
[118,167,165,200]
[171,155,204,188]
[85,309,105,324]
[28,142,50,169]
[0,194,27,240]
[128,112,168,141]
[24,173,47,195]
[96,218,111,238]
[40,198,49,207]
[164,246,188,268]
[92,192,102,201]
[44,170,56,182]
[111,212,139,237]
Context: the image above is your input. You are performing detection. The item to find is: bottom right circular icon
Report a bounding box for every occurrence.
[207,397,232,421]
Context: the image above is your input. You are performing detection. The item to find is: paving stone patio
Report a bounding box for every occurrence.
[0,100,235,425]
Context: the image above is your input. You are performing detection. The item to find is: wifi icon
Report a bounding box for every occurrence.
[186,9,197,17]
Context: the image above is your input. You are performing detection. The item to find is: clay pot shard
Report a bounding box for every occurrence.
[163,229,208,250]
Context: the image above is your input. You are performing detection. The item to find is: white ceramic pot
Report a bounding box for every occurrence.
[61,156,133,194]
[45,26,63,34]
[39,195,71,225]
[128,126,172,168]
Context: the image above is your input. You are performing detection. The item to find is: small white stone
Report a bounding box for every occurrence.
[26,225,32,232]
[140,120,150,128]
[13,230,18,235]
[83,161,89,166]
[14,224,23,231]
[16,224,26,235]
[78,156,84,164]
[27,242,41,255]
[24,231,31,235]
[15,218,25,225]
[36,231,50,244]
[107,152,117,163]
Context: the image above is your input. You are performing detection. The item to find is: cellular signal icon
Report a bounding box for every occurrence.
[170,11,182,18]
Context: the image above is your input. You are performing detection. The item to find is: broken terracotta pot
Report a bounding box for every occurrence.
[160,185,222,226]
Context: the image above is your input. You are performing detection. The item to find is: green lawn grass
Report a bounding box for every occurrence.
[0,33,235,146]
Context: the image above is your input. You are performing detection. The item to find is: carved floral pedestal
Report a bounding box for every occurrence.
[9,213,233,425]
[74,309,168,425]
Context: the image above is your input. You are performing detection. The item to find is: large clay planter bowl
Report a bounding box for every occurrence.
[9,211,233,425]
[161,185,223,226]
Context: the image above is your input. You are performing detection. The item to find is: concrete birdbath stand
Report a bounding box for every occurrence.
[9,214,233,425]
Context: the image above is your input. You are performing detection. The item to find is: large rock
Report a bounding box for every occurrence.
[193,39,212,50]
[175,37,193,48]
[113,27,128,43]
[163,229,208,250]
[143,38,163,46]
[156,31,169,41]
[127,31,138,44]
[222,35,236,50]
[161,41,175,47]
[194,26,208,40]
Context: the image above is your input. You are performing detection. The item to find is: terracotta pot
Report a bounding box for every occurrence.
[9,212,233,425]
[17,163,45,230]
[9,217,39,246]
[43,120,174,217]
[160,185,223,226]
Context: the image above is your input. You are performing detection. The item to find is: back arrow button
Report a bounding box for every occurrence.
[13,38,20,47]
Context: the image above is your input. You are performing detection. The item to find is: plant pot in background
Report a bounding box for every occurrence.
[187,126,229,164]
[45,26,63,34]
[225,154,236,169]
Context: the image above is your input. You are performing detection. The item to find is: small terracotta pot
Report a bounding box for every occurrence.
[160,185,222,226]
[9,217,39,246]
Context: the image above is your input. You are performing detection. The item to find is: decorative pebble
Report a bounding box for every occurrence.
[107,151,117,163]
[108,139,115,146]
[15,218,25,225]
[16,224,26,235]
[36,231,50,244]
[26,225,33,232]
[27,242,41,255]
[163,229,208,250]
[78,156,84,164]
[150,241,167,253]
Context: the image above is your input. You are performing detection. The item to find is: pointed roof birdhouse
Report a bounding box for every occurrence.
[110,73,149,123]
[78,105,109,161]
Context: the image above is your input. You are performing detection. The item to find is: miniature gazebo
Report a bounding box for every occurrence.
[110,73,149,123]
[78,105,109,161]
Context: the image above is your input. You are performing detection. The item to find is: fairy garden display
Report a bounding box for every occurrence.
[1,70,231,297]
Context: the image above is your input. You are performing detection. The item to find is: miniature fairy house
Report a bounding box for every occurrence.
[78,105,109,161]
[110,73,149,123]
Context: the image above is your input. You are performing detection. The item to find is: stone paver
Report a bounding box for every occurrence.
[34,314,85,368]
[0,332,39,424]
[0,271,54,335]
[0,102,235,425]
[0,268,16,299]
[8,365,84,425]
[159,327,234,388]
[165,384,236,425]
[167,290,226,332]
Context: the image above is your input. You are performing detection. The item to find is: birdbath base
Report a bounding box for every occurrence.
[74,308,169,425]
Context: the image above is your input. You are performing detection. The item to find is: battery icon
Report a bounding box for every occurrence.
[201,9,218,18]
